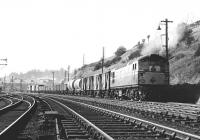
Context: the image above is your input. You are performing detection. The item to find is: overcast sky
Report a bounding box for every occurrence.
[0,0,199,76]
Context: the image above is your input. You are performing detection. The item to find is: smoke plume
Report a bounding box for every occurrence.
[141,22,188,56]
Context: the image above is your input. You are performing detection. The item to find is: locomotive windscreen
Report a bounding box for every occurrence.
[138,54,168,72]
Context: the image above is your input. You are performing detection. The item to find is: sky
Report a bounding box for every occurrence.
[0,0,200,77]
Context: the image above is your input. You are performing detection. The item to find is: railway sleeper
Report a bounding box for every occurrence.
[102,128,148,132]
[89,118,119,121]
[61,119,91,140]
[109,133,161,139]
[155,128,191,140]
[95,123,134,127]
[93,121,127,125]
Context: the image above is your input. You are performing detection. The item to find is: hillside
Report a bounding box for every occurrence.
[75,21,200,84]
[169,21,200,84]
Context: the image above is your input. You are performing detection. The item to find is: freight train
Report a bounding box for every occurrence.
[31,53,200,103]
[39,54,169,101]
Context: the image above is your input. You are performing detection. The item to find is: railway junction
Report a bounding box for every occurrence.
[0,92,199,140]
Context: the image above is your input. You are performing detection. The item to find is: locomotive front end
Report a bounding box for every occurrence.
[138,54,169,86]
[137,54,169,101]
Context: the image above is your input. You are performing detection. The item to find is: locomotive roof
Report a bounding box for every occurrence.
[113,54,167,70]
[138,54,167,62]
[80,54,166,78]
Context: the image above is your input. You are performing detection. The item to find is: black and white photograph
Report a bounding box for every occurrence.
[0,0,200,139]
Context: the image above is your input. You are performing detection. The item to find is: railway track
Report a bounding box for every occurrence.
[42,97,105,140]
[41,96,177,140]
[0,97,13,109]
[16,96,57,140]
[41,95,200,140]
[50,94,200,134]
[0,94,36,140]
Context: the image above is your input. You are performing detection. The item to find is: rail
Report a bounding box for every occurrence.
[0,96,23,114]
[0,96,37,139]
[1,97,13,108]
[47,97,114,140]
[52,96,200,140]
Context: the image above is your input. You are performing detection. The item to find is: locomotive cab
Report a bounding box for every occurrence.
[138,54,169,85]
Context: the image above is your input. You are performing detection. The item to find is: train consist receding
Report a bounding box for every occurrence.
[29,53,200,103]
[62,54,169,101]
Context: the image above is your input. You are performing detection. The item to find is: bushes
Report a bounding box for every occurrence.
[115,46,127,56]
[174,53,185,61]
[104,60,112,67]
[112,55,121,63]
[194,44,200,57]
[128,50,141,60]
[179,28,195,46]
[94,61,102,71]
[103,56,121,68]
[94,56,122,70]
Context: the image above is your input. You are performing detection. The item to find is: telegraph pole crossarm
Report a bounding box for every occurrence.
[161,18,173,61]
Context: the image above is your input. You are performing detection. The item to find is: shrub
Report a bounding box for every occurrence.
[104,60,112,67]
[174,53,185,61]
[194,44,200,57]
[115,46,127,56]
[179,28,195,46]
[112,56,121,63]
[94,61,102,71]
[104,56,122,67]
[128,50,141,60]
[80,64,88,69]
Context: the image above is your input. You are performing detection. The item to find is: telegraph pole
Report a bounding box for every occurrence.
[67,65,70,81]
[11,76,14,91]
[3,76,6,91]
[20,79,23,92]
[161,18,173,61]
[52,72,55,91]
[83,54,85,66]
[158,18,173,84]
[64,70,67,81]
[102,47,104,74]
[0,59,7,91]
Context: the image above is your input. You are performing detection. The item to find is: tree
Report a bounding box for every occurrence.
[194,44,200,57]
[115,46,127,56]
[179,27,195,46]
